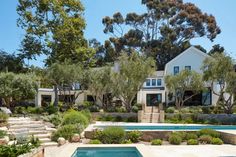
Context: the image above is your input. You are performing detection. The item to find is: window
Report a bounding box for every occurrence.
[151,79,156,86]
[146,94,162,106]
[185,66,191,71]
[157,79,161,86]
[174,66,179,75]
[146,79,151,86]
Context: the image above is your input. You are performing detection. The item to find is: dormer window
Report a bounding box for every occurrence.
[185,66,191,71]
[174,66,179,75]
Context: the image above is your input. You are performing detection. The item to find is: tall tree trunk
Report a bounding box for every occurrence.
[53,85,58,107]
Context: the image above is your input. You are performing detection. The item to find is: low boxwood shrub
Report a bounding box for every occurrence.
[62,110,89,127]
[89,139,102,144]
[211,138,223,145]
[151,139,162,145]
[51,124,83,141]
[198,135,212,144]
[121,139,132,144]
[126,131,142,143]
[0,112,9,123]
[187,139,199,145]
[97,127,125,144]
[172,132,187,140]
[166,107,175,113]
[168,133,182,145]
[185,133,198,140]
[198,129,220,138]
[44,106,59,115]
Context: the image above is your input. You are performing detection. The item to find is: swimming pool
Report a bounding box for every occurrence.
[72,147,143,157]
[95,124,236,131]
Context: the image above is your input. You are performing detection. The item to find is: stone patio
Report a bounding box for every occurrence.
[44,143,236,157]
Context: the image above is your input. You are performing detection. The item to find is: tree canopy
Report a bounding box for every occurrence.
[202,53,236,114]
[165,70,204,109]
[112,52,156,112]
[0,50,25,73]
[102,0,220,69]
[0,72,38,107]
[17,0,95,66]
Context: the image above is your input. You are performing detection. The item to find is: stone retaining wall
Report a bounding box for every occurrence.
[91,112,137,120]
[18,147,44,157]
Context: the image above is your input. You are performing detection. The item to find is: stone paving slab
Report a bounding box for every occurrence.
[44,144,236,157]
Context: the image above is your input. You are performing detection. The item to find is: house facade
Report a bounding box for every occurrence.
[137,46,219,108]
[35,46,219,108]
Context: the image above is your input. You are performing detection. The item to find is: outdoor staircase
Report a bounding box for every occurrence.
[7,117,58,147]
[138,106,165,123]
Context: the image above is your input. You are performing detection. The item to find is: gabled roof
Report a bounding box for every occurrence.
[165,46,210,68]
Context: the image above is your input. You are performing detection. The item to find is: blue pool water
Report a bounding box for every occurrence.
[97,125,236,131]
[72,147,142,157]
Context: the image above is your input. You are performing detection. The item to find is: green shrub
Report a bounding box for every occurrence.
[0,143,34,157]
[114,115,123,122]
[166,107,175,113]
[172,132,187,140]
[98,127,125,144]
[187,139,199,145]
[151,139,162,145]
[42,113,63,127]
[198,129,220,138]
[51,124,82,141]
[14,106,27,114]
[0,130,6,138]
[89,139,102,144]
[44,106,58,115]
[185,133,198,140]
[126,116,137,122]
[131,106,139,113]
[168,134,182,145]
[199,135,212,144]
[126,131,142,143]
[121,139,132,144]
[211,138,223,145]
[80,109,92,122]
[201,106,212,114]
[15,134,29,144]
[62,110,89,127]
[29,135,41,147]
[0,112,9,123]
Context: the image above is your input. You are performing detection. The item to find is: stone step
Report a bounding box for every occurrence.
[29,130,51,134]
[34,133,51,138]
[9,124,45,129]
[8,121,44,125]
[39,138,51,143]
[41,142,58,147]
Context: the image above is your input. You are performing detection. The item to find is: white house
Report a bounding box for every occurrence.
[36,46,219,108]
[137,46,219,109]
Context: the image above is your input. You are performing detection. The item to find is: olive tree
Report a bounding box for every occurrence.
[46,62,88,106]
[165,70,204,109]
[0,72,38,107]
[202,53,236,114]
[112,52,156,112]
[88,66,114,110]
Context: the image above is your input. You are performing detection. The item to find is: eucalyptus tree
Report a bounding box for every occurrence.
[102,0,220,69]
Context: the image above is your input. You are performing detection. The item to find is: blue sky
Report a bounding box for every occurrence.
[0,0,236,67]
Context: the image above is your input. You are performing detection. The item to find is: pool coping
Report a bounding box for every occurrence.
[71,144,152,157]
